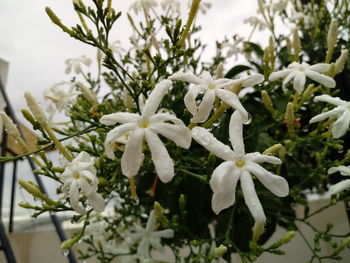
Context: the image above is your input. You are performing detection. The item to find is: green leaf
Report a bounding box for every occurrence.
[225,65,252,79]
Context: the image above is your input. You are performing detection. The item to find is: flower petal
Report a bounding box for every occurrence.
[69,181,86,215]
[191,127,234,161]
[229,111,245,156]
[242,74,264,87]
[314,95,346,106]
[305,70,336,88]
[152,229,174,239]
[246,162,289,197]
[145,130,174,183]
[150,122,191,149]
[269,69,294,81]
[210,161,238,193]
[282,71,296,93]
[293,71,306,94]
[331,110,350,138]
[240,171,266,223]
[169,72,205,85]
[104,123,138,159]
[309,107,344,124]
[308,63,330,73]
[142,80,172,118]
[327,179,350,196]
[146,210,157,232]
[149,112,185,126]
[121,129,145,178]
[328,166,350,176]
[184,85,208,116]
[191,89,216,123]
[245,152,282,164]
[216,89,250,124]
[87,191,105,212]
[100,112,140,125]
[211,190,236,215]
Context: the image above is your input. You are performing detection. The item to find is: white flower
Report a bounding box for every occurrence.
[61,151,105,214]
[243,16,269,31]
[161,0,180,13]
[130,0,158,14]
[191,112,289,223]
[130,210,174,260]
[100,80,191,183]
[223,36,244,60]
[326,166,350,196]
[309,95,350,138]
[65,55,92,75]
[269,62,336,94]
[169,70,264,123]
[44,82,78,116]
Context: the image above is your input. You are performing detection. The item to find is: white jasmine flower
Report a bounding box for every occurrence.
[161,0,181,13]
[326,166,350,196]
[65,55,92,75]
[223,36,244,60]
[188,0,212,14]
[130,210,174,260]
[61,151,105,214]
[265,0,289,14]
[44,82,78,117]
[243,16,269,31]
[100,80,191,183]
[191,112,289,223]
[309,95,350,138]
[269,62,336,94]
[169,70,264,123]
[130,0,158,14]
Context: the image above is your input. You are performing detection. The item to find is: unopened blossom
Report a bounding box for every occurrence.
[309,95,350,138]
[100,80,191,183]
[61,151,105,214]
[130,0,158,14]
[44,82,78,116]
[65,55,92,75]
[129,210,174,260]
[170,70,264,123]
[191,112,289,222]
[326,166,350,196]
[161,0,180,13]
[269,62,336,94]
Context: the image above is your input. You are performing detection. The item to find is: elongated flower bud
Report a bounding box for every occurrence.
[326,19,338,63]
[18,180,59,206]
[1,111,30,152]
[60,231,84,250]
[261,90,274,115]
[292,28,301,62]
[263,144,283,155]
[334,236,350,255]
[45,7,74,36]
[215,63,224,79]
[335,50,348,75]
[285,102,295,134]
[214,244,227,257]
[178,0,201,46]
[77,82,97,105]
[252,221,265,243]
[24,91,48,127]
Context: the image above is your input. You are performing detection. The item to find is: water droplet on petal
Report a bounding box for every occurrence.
[62,249,70,257]
[223,145,231,153]
[213,121,220,127]
[202,135,212,146]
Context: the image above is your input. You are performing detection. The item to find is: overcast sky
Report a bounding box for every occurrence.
[0,0,259,117]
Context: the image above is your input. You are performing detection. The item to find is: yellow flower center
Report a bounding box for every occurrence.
[208,84,216,90]
[139,120,149,128]
[73,173,80,179]
[235,159,245,168]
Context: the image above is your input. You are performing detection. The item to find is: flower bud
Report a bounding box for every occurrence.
[77,82,97,105]
[18,202,36,209]
[60,230,84,250]
[24,91,48,127]
[45,7,74,36]
[280,231,295,244]
[292,28,301,62]
[18,180,59,206]
[334,236,350,255]
[261,90,274,115]
[285,102,295,134]
[215,63,224,79]
[263,144,283,156]
[335,50,348,75]
[326,19,338,63]
[252,222,265,243]
[214,244,227,258]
